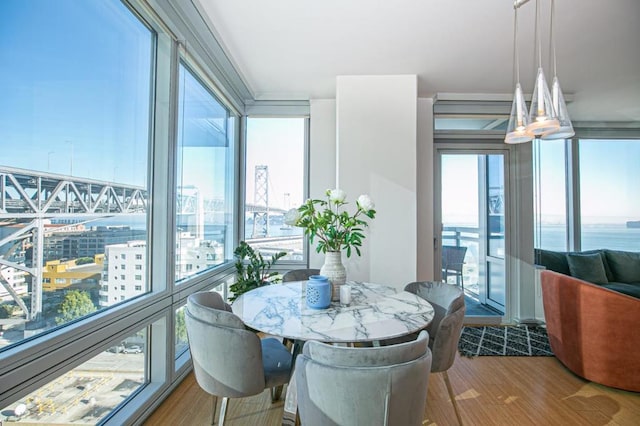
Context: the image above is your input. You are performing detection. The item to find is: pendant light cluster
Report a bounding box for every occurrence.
[505,0,574,144]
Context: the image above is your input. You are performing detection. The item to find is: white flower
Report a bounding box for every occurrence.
[284,208,301,226]
[357,194,375,211]
[328,188,347,203]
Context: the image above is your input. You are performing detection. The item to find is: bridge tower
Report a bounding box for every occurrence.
[252,165,269,238]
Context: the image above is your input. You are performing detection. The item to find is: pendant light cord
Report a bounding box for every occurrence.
[512,6,520,85]
[550,0,557,77]
[534,0,541,69]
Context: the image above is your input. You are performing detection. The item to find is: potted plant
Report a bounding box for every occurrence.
[229,241,287,302]
[285,189,376,300]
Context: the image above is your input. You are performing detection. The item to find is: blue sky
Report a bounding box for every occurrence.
[443,140,640,226]
[246,117,305,210]
[0,0,302,209]
[0,0,151,186]
[576,139,640,223]
[177,63,230,200]
[538,138,640,223]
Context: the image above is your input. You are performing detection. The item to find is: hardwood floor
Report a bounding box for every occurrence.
[145,354,640,425]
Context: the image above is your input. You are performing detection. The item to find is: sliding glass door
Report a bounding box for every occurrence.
[436,148,509,314]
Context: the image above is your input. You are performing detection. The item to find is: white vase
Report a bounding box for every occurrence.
[320,250,346,301]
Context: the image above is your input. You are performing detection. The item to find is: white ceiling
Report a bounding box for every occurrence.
[196,0,640,121]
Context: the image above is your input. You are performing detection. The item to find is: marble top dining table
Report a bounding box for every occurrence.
[231,281,435,343]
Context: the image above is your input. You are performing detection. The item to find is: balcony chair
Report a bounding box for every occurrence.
[185,291,292,425]
[405,281,466,425]
[282,268,320,282]
[442,245,467,290]
[295,331,432,426]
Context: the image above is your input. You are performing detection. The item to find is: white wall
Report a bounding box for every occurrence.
[309,99,337,269]
[416,98,435,281]
[335,75,417,289]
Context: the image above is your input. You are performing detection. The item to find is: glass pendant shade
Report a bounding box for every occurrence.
[541,76,574,139]
[526,67,559,136]
[505,83,533,144]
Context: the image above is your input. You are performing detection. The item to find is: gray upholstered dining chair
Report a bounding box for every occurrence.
[405,281,466,425]
[282,268,320,282]
[185,291,292,425]
[295,330,432,426]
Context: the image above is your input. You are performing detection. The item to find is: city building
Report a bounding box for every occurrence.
[99,235,223,307]
[43,226,147,262]
[0,266,27,303]
[174,232,224,281]
[42,255,104,292]
[99,242,146,307]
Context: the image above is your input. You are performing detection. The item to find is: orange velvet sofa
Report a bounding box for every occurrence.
[541,270,640,392]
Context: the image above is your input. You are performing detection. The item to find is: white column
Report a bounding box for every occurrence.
[335,75,417,289]
[309,99,337,269]
[417,97,435,281]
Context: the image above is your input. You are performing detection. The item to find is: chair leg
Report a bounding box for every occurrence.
[442,371,464,426]
[218,397,229,426]
[283,337,293,349]
[271,385,284,402]
[211,395,217,425]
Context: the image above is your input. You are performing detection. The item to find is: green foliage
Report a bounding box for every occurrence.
[175,307,187,344]
[75,257,94,265]
[228,241,286,302]
[295,190,376,258]
[0,304,14,319]
[55,290,97,325]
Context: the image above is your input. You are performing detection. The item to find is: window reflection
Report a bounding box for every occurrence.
[1,328,147,424]
[175,305,188,357]
[533,139,568,251]
[175,62,235,283]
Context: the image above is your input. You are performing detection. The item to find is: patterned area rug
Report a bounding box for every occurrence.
[458,326,553,357]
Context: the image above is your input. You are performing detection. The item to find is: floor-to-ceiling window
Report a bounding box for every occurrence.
[434,109,640,322]
[533,139,567,251]
[438,149,508,316]
[172,60,237,364]
[578,139,640,251]
[0,0,246,423]
[0,1,158,422]
[0,0,153,354]
[243,117,307,261]
[534,138,640,253]
[175,62,236,283]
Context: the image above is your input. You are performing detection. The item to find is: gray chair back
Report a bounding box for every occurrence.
[295,331,432,426]
[186,292,266,398]
[282,268,320,282]
[404,281,465,372]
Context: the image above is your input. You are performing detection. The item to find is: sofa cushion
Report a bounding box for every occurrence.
[601,282,640,299]
[535,249,570,275]
[604,250,640,283]
[581,249,615,282]
[566,252,609,284]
